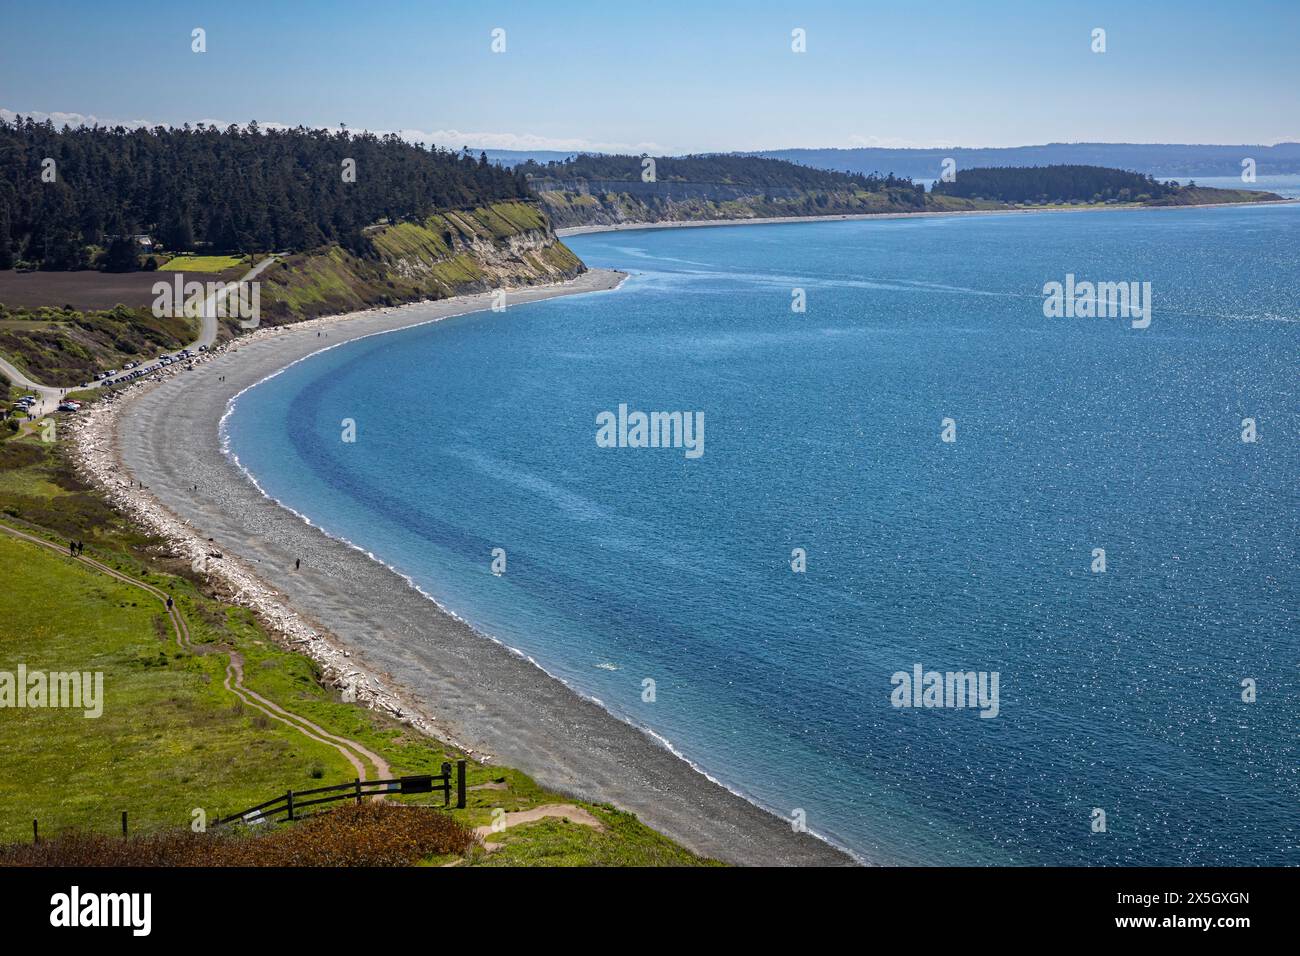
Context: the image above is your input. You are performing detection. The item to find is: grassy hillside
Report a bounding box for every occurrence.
[0,303,195,387]
[1146,185,1281,206]
[0,429,711,865]
[0,530,359,835]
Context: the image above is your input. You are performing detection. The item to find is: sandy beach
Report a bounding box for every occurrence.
[73,269,857,867]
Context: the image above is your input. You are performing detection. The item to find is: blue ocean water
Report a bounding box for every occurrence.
[225,206,1299,865]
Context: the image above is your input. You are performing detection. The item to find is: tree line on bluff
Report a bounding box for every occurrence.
[518,152,924,196]
[0,118,532,271]
[930,164,1180,203]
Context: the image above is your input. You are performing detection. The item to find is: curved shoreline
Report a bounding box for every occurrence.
[73,269,858,867]
[556,195,1298,236]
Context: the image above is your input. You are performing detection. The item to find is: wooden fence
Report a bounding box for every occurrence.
[26,762,468,843]
[213,760,467,828]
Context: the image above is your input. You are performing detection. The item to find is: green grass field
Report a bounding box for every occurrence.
[158,254,248,273]
[0,430,714,865]
[0,532,359,840]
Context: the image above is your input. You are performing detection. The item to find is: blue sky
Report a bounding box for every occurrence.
[2,0,1297,152]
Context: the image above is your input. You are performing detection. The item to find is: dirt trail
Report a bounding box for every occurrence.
[222,652,389,779]
[0,520,387,781]
[474,804,604,844]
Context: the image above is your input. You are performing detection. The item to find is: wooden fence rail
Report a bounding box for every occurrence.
[26,761,468,843]
[213,760,467,828]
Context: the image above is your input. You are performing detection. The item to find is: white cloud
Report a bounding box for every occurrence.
[845,134,955,149]
[393,127,666,153]
[1,107,665,153]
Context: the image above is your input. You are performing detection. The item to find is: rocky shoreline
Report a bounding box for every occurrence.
[68,268,856,866]
[71,304,457,743]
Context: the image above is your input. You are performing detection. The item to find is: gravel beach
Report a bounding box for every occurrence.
[77,269,857,866]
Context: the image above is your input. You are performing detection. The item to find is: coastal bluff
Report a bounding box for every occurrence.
[257,201,586,325]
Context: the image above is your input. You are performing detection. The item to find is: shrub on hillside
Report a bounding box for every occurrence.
[0,803,475,867]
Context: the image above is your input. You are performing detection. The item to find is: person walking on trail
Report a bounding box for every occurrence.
[166,595,174,610]
[295,557,300,571]
[68,540,75,557]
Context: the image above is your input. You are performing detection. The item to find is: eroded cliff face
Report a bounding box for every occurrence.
[257,201,585,325]
[532,177,927,229]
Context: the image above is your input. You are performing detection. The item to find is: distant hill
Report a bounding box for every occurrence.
[931,165,1177,203]
[486,143,1300,179]
[525,156,1284,230]
[519,153,901,190]
[483,149,580,167]
[931,165,1283,207]
[519,153,934,228]
[745,143,1300,180]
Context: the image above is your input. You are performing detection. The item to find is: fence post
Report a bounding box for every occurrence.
[456,759,466,809]
[121,811,128,839]
[440,762,451,806]
[355,778,361,805]
[287,790,295,822]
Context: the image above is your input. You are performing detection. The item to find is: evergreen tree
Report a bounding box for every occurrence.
[0,117,531,269]
[102,236,138,272]
[0,207,13,270]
